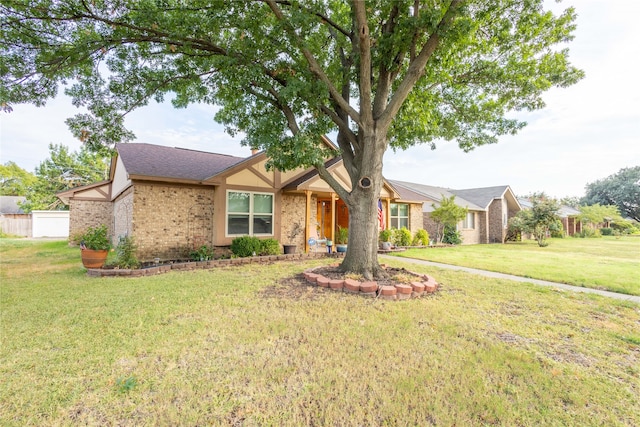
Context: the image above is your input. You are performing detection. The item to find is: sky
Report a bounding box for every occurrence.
[1,0,638,199]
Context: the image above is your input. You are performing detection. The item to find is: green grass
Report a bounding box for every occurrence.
[394,236,640,296]
[1,239,639,426]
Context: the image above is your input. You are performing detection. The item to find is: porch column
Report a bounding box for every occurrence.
[330,193,336,242]
[305,190,311,253]
[385,198,391,230]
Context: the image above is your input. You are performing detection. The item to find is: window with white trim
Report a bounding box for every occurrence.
[390,203,409,229]
[226,191,274,236]
[462,212,475,229]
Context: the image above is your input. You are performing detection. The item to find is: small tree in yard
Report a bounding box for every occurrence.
[0,1,583,279]
[510,197,561,247]
[430,195,467,244]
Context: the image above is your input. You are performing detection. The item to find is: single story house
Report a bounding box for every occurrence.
[388,180,522,244]
[58,140,400,261]
[518,198,582,236]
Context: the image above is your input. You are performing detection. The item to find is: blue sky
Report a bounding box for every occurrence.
[1,0,638,198]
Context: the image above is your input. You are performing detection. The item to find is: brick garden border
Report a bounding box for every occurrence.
[86,251,345,277]
[302,266,439,301]
[86,252,441,301]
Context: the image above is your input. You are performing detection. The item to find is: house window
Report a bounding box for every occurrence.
[463,212,475,229]
[226,191,273,236]
[390,203,409,229]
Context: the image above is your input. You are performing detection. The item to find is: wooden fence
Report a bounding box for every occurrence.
[0,214,32,237]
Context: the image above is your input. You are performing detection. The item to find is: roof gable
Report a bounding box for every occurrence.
[449,186,510,210]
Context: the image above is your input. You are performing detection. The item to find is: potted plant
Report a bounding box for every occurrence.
[79,224,111,268]
[335,226,348,253]
[379,228,392,251]
[283,222,302,254]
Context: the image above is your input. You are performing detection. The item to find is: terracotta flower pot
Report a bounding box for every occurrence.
[81,249,109,268]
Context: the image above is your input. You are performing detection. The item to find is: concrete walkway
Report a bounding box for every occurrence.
[379,254,640,304]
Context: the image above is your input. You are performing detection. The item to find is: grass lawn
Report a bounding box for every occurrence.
[1,239,639,426]
[393,236,640,296]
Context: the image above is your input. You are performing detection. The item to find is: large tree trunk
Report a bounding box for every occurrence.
[338,131,386,280]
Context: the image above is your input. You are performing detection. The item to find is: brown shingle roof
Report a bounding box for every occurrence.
[116,143,246,181]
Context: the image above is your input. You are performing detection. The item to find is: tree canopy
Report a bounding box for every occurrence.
[0,161,37,196]
[511,195,561,247]
[19,144,109,212]
[582,166,640,222]
[0,1,583,277]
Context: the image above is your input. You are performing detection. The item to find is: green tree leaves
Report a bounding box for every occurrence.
[582,167,640,222]
[19,144,109,212]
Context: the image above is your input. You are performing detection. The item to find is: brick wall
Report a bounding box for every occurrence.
[409,203,423,235]
[69,199,113,244]
[113,187,133,241]
[422,212,439,244]
[488,199,505,243]
[281,194,307,251]
[477,211,488,244]
[132,182,215,261]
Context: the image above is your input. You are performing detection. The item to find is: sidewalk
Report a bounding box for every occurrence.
[379,254,640,304]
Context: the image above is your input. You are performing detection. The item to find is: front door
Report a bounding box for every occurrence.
[316,198,349,240]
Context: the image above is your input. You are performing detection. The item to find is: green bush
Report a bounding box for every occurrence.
[575,227,600,238]
[392,227,412,247]
[114,235,139,269]
[190,245,214,261]
[600,227,613,236]
[379,229,392,243]
[80,224,111,250]
[259,238,281,256]
[412,229,429,246]
[230,236,262,257]
[442,224,462,245]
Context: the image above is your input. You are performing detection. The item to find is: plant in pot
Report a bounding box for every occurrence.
[283,222,302,254]
[79,224,112,268]
[335,226,348,253]
[379,228,392,251]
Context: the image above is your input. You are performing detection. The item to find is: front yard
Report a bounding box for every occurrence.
[395,236,640,296]
[1,239,639,425]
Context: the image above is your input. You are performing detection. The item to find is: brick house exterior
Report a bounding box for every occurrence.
[58,141,399,261]
[388,180,521,244]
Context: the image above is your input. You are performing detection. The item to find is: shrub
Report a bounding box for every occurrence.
[336,226,349,245]
[190,245,214,261]
[412,229,429,246]
[230,236,262,257]
[80,224,111,250]
[392,227,412,247]
[379,228,392,242]
[575,227,600,238]
[600,227,613,236]
[259,238,281,256]
[442,224,462,245]
[114,235,139,269]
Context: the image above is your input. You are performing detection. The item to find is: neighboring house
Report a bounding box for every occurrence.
[0,196,30,236]
[58,140,399,261]
[388,181,522,244]
[518,198,582,236]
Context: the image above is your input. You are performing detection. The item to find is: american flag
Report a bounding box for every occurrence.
[377,199,385,229]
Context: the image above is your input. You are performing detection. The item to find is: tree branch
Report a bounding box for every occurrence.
[352,0,373,126]
[378,0,464,130]
[262,0,362,127]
